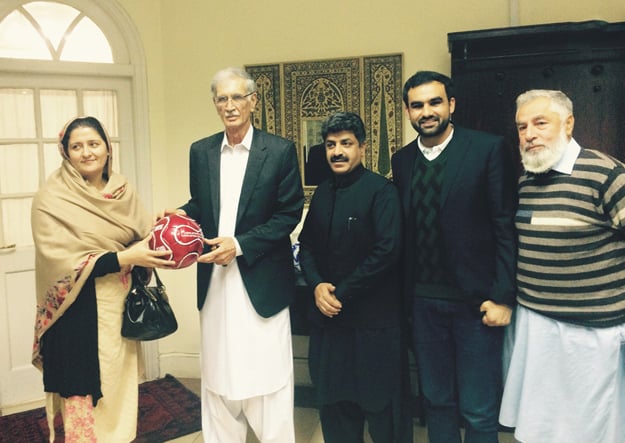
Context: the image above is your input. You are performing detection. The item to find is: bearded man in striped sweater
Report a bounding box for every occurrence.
[499,89,625,443]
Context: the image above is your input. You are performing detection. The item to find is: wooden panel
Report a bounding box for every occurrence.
[0,250,42,413]
[448,21,625,168]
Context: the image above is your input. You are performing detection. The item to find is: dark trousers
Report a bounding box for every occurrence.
[320,401,394,443]
[411,297,504,443]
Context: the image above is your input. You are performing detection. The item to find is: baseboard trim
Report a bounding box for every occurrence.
[1,398,45,416]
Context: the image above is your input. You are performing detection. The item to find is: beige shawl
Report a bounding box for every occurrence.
[31,146,151,369]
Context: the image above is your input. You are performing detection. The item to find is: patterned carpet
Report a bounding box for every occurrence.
[0,374,201,443]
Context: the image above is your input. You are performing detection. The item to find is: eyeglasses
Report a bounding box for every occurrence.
[214,92,255,107]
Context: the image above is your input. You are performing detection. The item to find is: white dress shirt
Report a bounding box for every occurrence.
[418,127,455,161]
[551,138,582,175]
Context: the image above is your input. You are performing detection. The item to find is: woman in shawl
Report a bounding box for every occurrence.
[31,116,174,442]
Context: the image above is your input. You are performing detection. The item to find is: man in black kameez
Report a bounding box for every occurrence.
[298,112,409,442]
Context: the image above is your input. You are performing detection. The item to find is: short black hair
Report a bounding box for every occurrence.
[402,71,455,106]
[321,112,366,144]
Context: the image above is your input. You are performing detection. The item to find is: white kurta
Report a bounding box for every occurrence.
[200,127,293,400]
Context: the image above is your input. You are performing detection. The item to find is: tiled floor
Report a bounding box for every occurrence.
[169,378,517,443]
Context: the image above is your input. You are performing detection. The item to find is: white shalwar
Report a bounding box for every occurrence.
[199,128,294,442]
[499,305,625,443]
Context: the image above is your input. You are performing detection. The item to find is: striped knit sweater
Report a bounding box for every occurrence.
[516,147,625,327]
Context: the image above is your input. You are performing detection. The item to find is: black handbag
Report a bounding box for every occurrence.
[122,267,178,340]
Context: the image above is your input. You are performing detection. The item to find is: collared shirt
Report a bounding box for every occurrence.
[551,138,582,175]
[218,127,254,256]
[418,127,455,161]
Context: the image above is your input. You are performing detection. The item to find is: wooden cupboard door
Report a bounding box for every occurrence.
[453,60,625,173]
[449,21,625,169]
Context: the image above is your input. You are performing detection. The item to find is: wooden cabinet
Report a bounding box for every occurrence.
[448,21,625,168]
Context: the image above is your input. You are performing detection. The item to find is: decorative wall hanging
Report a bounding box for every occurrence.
[246,54,403,203]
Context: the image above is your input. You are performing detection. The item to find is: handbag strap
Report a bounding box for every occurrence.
[152,268,165,288]
[132,266,164,288]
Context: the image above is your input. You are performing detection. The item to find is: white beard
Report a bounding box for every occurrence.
[520,131,569,174]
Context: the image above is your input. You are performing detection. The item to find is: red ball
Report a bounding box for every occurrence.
[150,214,204,269]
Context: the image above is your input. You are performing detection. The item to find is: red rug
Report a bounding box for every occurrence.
[0,374,201,442]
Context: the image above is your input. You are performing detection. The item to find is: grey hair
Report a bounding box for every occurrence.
[516,89,573,120]
[210,67,257,96]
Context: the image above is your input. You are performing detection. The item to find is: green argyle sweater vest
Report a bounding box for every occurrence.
[410,149,458,299]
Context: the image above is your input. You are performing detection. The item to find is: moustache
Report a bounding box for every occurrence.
[330,156,349,163]
[522,143,542,152]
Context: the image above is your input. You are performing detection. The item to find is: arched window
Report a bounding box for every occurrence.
[0,1,113,62]
[0,0,150,250]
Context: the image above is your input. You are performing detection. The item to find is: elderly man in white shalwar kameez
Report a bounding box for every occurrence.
[162,67,304,443]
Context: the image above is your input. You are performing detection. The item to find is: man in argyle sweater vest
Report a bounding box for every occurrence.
[392,71,517,443]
